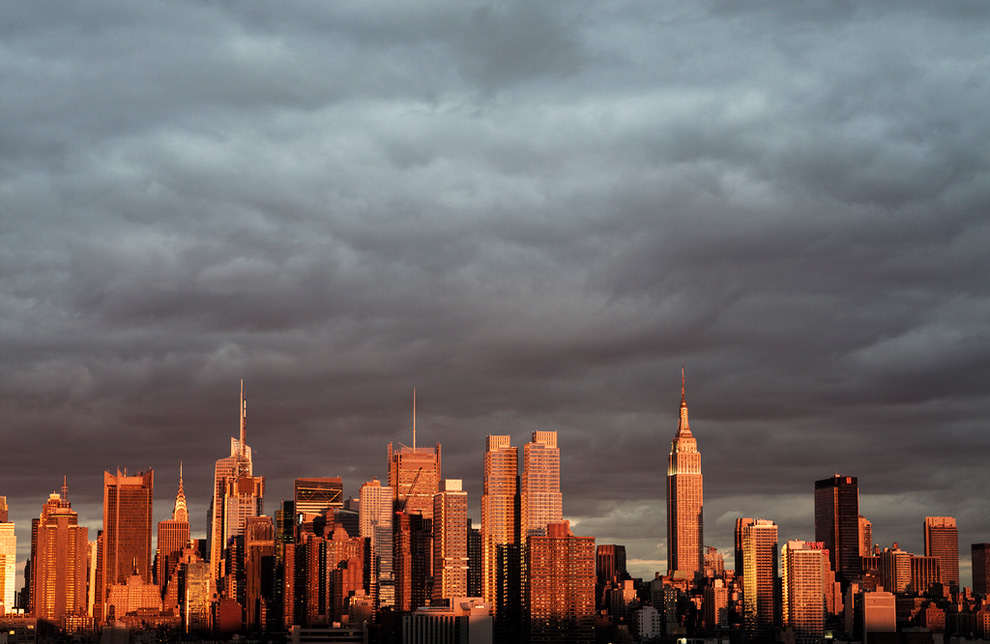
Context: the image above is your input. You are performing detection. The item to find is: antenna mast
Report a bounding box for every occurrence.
[412,387,417,450]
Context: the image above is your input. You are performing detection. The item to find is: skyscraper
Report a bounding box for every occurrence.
[482,435,519,605]
[433,479,469,604]
[526,521,595,644]
[742,519,778,638]
[782,540,827,644]
[667,367,703,577]
[972,543,990,597]
[735,517,756,577]
[859,516,873,557]
[388,443,442,520]
[360,478,394,610]
[924,517,959,590]
[156,466,190,594]
[521,431,562,539]
[209,381,254,585]
[100,468,153,620]
[33,483,89,623]
[0,496,14,615]
[814,475,859,581]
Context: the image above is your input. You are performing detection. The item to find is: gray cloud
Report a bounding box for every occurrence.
[1,0,989,581]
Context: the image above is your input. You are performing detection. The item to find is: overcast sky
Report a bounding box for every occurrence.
[1,1,989,585]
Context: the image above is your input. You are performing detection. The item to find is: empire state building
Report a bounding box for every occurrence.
[666,367,704,577]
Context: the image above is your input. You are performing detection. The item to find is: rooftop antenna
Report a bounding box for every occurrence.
[239,379,247,452]
[413,387,417,450]
[681,362,686,403]
[62,476,68,501]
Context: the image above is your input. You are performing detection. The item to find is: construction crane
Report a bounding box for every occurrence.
[397,466,424,512]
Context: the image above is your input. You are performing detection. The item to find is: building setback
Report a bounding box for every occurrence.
[667,367,704,577]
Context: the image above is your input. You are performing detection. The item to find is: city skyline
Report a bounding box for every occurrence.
[1,0,989,601]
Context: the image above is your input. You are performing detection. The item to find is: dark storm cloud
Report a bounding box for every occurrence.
[1,0,989,579]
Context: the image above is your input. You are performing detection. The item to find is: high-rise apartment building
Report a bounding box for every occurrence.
[101,468,153,620]
[782,540,827,644]
[433,480,469,604]
[973,544,990,597]
[526,521,595,644]
[482,435,519,606]
[814,475,860,581]
[0,497,14,615]
[521,431,562,538]
[924,517,959,590]
[667,368,703,577]
[388,443,441,520]
[209,381,254,585]
[360,478,395,610]
[33,485,89,623]
[742,519,778,637]
[156,467,190,593]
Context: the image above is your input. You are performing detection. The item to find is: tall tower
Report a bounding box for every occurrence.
[667,367,703,577]
[521,431,562,538]
[209,381,254,585]
[432,479,469,603]
[782,540,827,644]
[0,496,14,615]
[31,485,89,622]
[157,466,191,593]
[742,519,778,637]
[359,478,395,610]
[100,469,153,620]
[971,543,990,597]
[814,475,859,581]
[924,517,959,590]
[482,435,519,605]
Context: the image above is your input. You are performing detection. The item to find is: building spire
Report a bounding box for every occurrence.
[61,475,68,502]
[174,463,188,522]
[677,364,691,437]
[239,379,247,453]
[412,387,417,450]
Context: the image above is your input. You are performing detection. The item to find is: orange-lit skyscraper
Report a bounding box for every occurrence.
[482,435,519,604]
[209,381,254,585]
[814,475,859,581]
[521,431,562,539]
[742,519,778,637]
[432,479,469,604]
[782,540,827,644]
[32,483,89,623]
[526,521,595,644]
[0,496,14,615]
[156,466,190,594]
[667,368,703,577]
[924,516,959,591]
[388,442,441,520]
[99,470,153,621]
[360,478,394,610]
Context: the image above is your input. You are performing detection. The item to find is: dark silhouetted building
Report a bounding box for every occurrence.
[972,543,990,597]
[815,475,859,581]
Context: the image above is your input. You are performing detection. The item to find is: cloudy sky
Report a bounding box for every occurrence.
[2,1,988,585]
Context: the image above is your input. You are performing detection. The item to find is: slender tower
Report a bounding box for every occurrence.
[667,366,704,577]
[156,465,190,593]
[208,381,254,586]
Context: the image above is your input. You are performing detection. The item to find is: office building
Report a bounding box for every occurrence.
[388,443,442,520]
[859,516,873,557]
[156,467,190,593]
[32,483,89,623]
[243,516,277,631]
[924,517,959,590]
[878,544,911,593]
[735,517,756,575]
[596,544,628,586]
[521,431,562,539]
[667,368,704,577]
[209,381,254,585]
[526,521,595,644]
[359,478,395,610]
[433,479,469,604]
[403,598,493,644]
[394,511,432,613]
[742,519,778,637]
[101,468,153,620]
[782,540,827,644]
[0,497,14,615]
[973,543,990,597]
[814,475,860,581]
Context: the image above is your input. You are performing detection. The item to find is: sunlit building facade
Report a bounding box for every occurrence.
[924,516,959,590]
[482,435,519,604]
[782,540,827,644]
[360,478,395,610]
[388,443,441,520]
[0,497,14,615]
[32,486,89,623]
[521,431,562,539]
[742,519,778,638]
[101,468,153,620]
[667,368,703,577]
[156,467,190,594]
[432,479,469,604]
[209,381,253,585]
[526,521,595,644]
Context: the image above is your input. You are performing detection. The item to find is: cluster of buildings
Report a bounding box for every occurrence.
[0,376,989,644]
